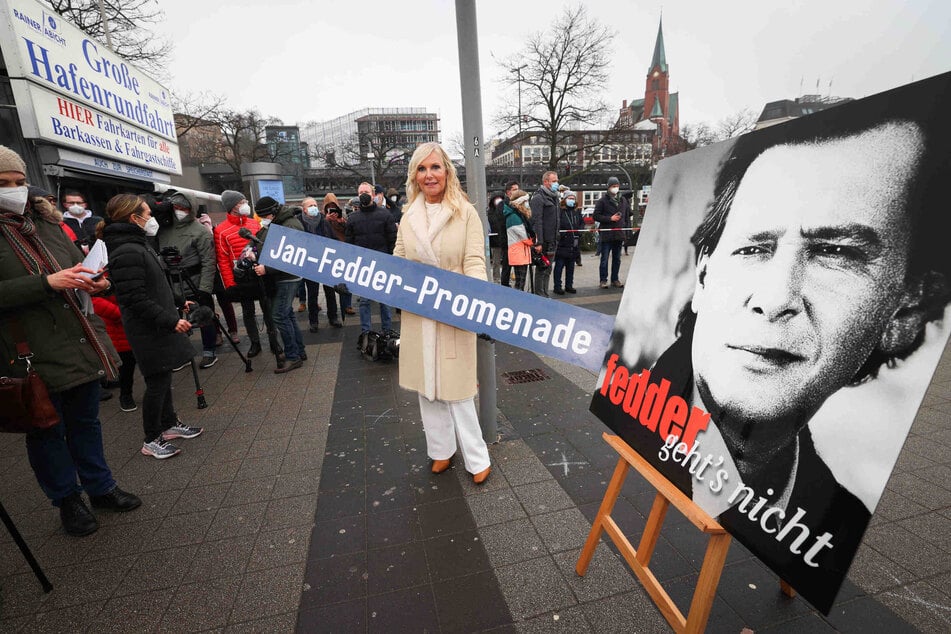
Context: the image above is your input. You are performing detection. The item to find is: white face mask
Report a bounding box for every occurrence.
[259,218,272,227]
[67,204,86,216]
[174,209,189,221]
[237,203,251,217]
[609,186,620,196]
[142,216,159,236]
[0,186,29,215]
[306,205,320,217]
[389,195,398,203]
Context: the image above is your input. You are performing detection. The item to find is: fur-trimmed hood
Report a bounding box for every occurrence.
[28,195,64,224]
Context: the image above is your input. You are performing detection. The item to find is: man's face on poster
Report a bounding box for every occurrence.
[690,122,923,429]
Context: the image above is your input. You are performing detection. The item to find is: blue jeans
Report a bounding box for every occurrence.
[272,280,305,361]
[599,241,622,283]
[358,297,392,333]
[26,380,116,505]
[553,256,575,290]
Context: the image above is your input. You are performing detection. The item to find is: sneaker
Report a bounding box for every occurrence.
[553,288,565,295]
[162,421,203,440]
[599,281,609,289]
[141,438,181,459]
[611,280,625,288]
[172,361,190,372]
[119,394,137,412]
[565,287,577,294]
[199,355,217,369]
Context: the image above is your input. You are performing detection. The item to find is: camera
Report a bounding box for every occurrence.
[145,192,175,228]
[358,329,400,361]
[160,245,183,268]
[233,256,257,284]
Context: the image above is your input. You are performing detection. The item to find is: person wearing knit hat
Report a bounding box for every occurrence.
[0,144,28,176]
[0,144,142,535]
[220,190,246,215]
[213,189,281,360]
[593,175,630,289]
[254,196,281,218]
[252,195,307,374]
[553,190,582,295]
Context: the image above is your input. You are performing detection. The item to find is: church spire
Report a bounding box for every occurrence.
[649,17,667,74]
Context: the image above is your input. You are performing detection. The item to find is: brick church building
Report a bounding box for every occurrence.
[617,18,681,157]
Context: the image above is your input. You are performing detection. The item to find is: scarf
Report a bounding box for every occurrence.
[406,197,454,401]
[0,211,119,381]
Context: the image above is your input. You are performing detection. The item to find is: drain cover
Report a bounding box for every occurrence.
[501,368,551,384]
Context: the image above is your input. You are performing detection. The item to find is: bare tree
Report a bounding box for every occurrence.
[680,121,717,149]
[44,0,172,77]
[681,108,758,149]
[175,107,289,177]
[715,108,757,140]
[495,4,615,170]
[313,133,411,187]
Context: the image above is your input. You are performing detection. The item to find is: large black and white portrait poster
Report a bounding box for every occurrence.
[589,72,951,614]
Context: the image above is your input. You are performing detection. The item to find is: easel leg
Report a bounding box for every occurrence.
[684,533,731,634]
[636,492,669,567]
[576,457,629,576]
[0,502,52,593]
[780,579,797,597]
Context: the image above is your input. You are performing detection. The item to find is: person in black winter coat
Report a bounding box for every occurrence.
[553,191,582,294]
[486,192,506,284]
[252,197,308,373]
[301,196,343,330]
[100,194,203,460]
[593,176,630,288]
[346,181,398,335]
[529,171,560,297]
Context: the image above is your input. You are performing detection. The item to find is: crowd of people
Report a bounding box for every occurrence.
[487,173,641,294]
[0,140,638,536]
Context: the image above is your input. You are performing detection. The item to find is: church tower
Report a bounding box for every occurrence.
[642,18,677,145]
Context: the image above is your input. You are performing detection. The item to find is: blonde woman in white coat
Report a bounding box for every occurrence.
[393,142,492,485]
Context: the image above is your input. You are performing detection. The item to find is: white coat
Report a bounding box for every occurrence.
[393,196,487,401]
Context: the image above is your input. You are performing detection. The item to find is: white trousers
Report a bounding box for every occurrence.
[418,395,491,474]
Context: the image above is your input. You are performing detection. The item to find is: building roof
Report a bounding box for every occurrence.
[649,98,664,119]
[649,18,667,73]
[668,92,679,124]
[756,95,854,127]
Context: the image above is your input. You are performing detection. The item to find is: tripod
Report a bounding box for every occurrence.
[0,501,52,592]
[165,265,253,409]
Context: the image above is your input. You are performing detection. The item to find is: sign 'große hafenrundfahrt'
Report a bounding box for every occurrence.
[0,0,181,175]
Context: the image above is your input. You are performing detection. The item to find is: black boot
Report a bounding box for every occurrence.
[89,486,142,512]
[59,493,98,536]
[247,341,262,358]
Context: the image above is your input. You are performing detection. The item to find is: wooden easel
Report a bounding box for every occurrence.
[576,433,735,633]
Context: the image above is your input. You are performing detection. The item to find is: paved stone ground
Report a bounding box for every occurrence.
[0,249,948,632]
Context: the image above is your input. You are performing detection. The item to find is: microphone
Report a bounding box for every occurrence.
[238,227,262,244]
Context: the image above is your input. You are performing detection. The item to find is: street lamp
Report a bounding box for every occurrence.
[515,64,527,186]
[367,152,375,186]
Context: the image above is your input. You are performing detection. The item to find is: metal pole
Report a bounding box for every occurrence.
[368,152,376,186]
[455,0,497,444]
[97,0,114,50]
[614,163,633,191]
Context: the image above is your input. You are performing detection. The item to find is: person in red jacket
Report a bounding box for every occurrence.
[91,291,138,412]
[213,190,281,358]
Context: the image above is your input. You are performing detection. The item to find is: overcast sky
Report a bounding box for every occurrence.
[159,0,950,143]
